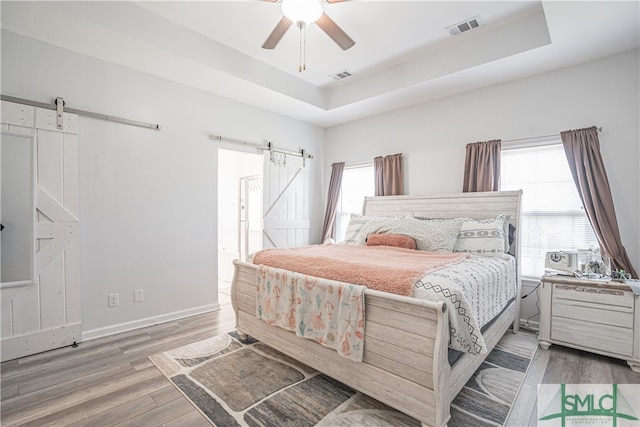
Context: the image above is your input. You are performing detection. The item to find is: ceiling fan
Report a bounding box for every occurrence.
[261,0,355,51]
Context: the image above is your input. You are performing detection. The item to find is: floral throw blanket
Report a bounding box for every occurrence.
[256,265,365,362]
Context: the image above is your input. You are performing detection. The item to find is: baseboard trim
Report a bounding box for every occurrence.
[519,318,540,332]
[82,303,221,342]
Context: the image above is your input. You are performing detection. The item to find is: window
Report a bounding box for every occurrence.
[335,165,374,242]
[501,143,598,278]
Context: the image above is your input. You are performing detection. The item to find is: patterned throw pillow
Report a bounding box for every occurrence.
[416,215,515,255]
[341,214,377,245]
[454,215,507,254]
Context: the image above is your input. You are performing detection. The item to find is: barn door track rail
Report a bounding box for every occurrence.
[210,134,313,161]
[1,95,160,131]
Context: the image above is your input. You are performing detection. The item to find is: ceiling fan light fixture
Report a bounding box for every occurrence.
[281,0,323,27]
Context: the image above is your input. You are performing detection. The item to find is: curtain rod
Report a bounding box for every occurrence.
[209,134,313,159]
[502,126,602,144]
[1,94,160,131]
[331,160,373,169]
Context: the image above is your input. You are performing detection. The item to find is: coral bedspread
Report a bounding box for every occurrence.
[252,244,469,297]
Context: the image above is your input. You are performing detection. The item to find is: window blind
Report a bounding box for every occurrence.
[335,165,374,242]
[501,143,598,277]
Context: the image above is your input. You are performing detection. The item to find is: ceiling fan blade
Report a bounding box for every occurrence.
[316,13,355,50]
[324,0,350,3]
[262,16,293,49]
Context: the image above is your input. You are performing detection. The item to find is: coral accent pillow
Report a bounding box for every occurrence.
[366,234,417,250]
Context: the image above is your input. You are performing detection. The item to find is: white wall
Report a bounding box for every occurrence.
[1,30,325,338]
[325,49,640,324]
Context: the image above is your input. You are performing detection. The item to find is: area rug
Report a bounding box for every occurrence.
[150,330,538,427]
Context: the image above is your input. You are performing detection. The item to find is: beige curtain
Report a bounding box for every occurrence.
[374,153,404,196]
[463,140,501,192]
[320,162,345,242]
[561,127,637,278]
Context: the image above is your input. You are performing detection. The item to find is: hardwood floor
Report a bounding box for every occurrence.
[0,292,235,427]
[2,292,639,426]
[506,331,640,426]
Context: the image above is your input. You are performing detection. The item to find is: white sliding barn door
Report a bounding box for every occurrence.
[1,101,81,361]
[262,153,310,248]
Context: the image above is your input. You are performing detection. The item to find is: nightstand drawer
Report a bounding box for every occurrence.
[553,284,633,309]
[551,317,633,357]
[552,301,634,328]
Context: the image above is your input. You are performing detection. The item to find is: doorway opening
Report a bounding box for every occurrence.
[217,148,263,304]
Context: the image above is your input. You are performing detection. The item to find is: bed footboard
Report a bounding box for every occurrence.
[231,260,452,427]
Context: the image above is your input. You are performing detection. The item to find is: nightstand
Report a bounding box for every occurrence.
[538,275,640,372]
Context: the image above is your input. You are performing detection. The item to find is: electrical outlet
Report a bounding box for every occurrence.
[134,289,143,303]
[108,293,119,307]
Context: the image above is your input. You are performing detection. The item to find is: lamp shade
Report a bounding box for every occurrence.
[281,0,323,26]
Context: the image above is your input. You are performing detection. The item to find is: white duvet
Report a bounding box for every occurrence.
[412,254,517,354]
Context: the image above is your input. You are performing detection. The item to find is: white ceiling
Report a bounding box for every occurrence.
[2,1,639,127]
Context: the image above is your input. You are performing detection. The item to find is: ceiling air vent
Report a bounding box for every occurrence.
[330,69,354,81]
[446,16,482,36]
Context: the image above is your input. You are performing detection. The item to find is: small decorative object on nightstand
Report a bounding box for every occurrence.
[538,275,640,373]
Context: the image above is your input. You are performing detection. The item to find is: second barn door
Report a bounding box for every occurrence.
[262,151,310,249]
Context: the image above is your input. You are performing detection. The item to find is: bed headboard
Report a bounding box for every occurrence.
[363,190,521,224]
[362,190,523,326]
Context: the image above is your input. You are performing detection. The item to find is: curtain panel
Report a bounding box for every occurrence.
[374,153,404,196]
[320,162,345,243]
[374,156,384,196]
[463,140,501,192]
[561,127,637,278]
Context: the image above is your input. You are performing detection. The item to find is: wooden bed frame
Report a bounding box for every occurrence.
[230,190,522,427]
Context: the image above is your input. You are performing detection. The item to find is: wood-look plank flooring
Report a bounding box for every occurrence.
[2,291,639,426]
